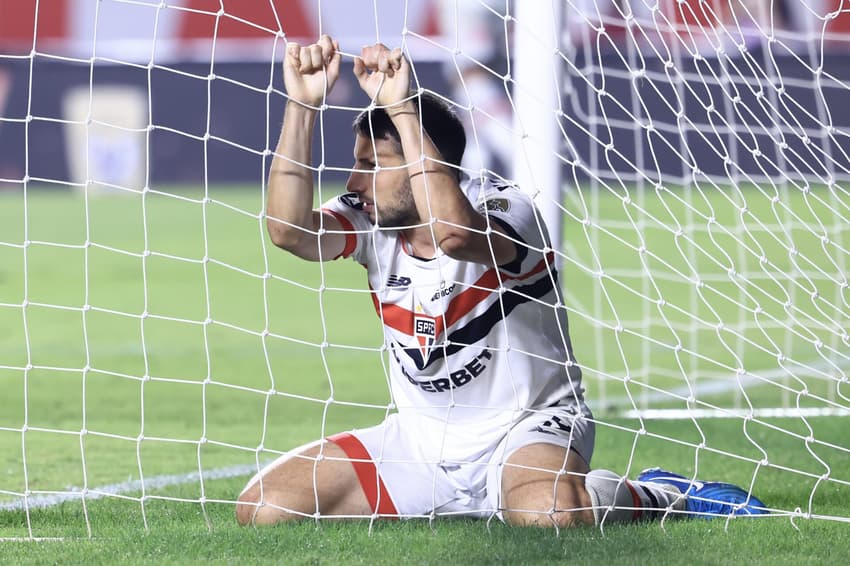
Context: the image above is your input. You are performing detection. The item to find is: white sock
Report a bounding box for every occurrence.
[584,469,686,524]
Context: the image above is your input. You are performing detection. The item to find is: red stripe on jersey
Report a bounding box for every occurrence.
[321,208,358,259]
[371,251,555,337]
[328,432,398,517]
[442,251,555,329]
[370,294,415,335]
[625,481,643,521]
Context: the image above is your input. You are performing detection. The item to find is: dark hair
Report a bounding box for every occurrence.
[352,91,466,179]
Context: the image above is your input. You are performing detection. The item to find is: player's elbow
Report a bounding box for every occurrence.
[438,228,511,265]
[436,228,475,260]
[267,217,306,252]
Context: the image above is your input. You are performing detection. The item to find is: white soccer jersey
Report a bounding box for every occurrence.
[322,176,586,458]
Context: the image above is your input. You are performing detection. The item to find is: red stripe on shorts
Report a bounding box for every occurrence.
[328,432,398,517]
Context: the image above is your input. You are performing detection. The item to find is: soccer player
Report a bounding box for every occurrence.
[235,35,767,527]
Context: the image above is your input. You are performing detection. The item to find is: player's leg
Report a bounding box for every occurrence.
[237,414,445,525]
[495,402,687,527]
[496,401,598,527]
[500,441,595,527]
[236,437,373,525]
[500,443,698,527]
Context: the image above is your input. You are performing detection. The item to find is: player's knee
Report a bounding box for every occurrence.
[549,505,595,529]
[235,493,259,526]
[236,485,258,525]
[236,487,269,526]
[503,504,593,529]
[503,509,587,528]
[235,484,300,526]
[502,475,594,528]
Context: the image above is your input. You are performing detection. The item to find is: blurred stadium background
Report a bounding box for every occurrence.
[3,1,850,190]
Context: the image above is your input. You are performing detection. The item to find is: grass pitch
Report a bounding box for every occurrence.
[0,185,848,563]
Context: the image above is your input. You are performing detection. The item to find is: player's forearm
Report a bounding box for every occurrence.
[267,102,318,249]
[389,105,485,249]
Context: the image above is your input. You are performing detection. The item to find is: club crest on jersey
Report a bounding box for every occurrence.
[414,314,437,359]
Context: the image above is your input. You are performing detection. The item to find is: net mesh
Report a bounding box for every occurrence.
[0,0,849,538]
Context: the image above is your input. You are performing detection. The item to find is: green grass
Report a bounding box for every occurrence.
[2,503,849,565]
[1,185,849,562]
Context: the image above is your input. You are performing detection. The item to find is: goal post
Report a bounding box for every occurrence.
[512,0,564,248]
[1,0,850,541]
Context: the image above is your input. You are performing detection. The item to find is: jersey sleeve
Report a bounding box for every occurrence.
[320,192,373,263]
[476,182,553,275]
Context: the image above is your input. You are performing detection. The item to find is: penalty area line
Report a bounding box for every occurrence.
[623,407,850,420]
[0,463,260,513]
[599,357,850,415]
[0,537,67,542]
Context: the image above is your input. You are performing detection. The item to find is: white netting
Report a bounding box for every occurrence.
[1,0,849,539]
[555,0,850,414]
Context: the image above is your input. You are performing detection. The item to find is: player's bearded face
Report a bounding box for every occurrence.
[372,174,417,228]
[347,135,419,228]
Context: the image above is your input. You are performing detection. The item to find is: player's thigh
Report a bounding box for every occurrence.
[500,443,594,527]
[236,439,371,525]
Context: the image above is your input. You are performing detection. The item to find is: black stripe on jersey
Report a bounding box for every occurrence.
[398,269,558,370]
[489,216,528,275]
[401,343,439,372]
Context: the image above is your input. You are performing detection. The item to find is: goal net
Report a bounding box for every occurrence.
[1,0,849,538]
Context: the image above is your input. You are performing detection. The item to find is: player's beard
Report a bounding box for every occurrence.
[373,177,419,229]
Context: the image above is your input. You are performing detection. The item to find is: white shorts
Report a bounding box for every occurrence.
[328,400,595,519]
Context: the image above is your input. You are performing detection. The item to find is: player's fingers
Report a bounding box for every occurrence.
[328,39,342,77]
[359,45,375,69]
[285,42,301,69]
[361,43,389,69]
[390,47,403,71]
[352,56,367,83]
[309,44,324,71]
[378,52,393,77]
[317,34,335,64]
[298,46,313,73]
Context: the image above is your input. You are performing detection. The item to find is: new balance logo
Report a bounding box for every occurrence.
[386,274,412,288]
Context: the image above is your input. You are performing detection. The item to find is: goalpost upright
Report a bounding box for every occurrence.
[511,0,564,249]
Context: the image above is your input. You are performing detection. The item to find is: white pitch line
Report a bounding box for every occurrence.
[0,537,66,542]
[623,407,850,419]
[598,357,850,411]
[0,463,260,512]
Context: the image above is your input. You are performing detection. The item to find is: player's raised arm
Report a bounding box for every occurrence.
[267,35,346,262]
[353,44,516,267]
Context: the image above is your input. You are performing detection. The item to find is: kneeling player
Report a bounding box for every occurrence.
[236,36,767,527]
